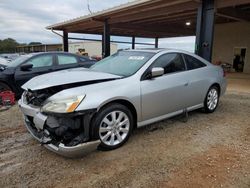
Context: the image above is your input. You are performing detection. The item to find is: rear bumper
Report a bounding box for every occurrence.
[221,78,227,96]
[18,99,100,158]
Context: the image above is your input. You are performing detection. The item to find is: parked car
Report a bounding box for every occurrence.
[0,52,96,97]
[0,57,8,64]
[0,53,20,62]
[19,49,227,157]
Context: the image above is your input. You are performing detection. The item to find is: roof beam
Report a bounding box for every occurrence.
[108,1,199,24]
[111,23,195,36]
[216,0,250,9]
[216,7,250,22]
[131,10,196,24]
[103,0,195,20]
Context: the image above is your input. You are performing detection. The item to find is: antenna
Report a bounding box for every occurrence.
[87,0,92,14]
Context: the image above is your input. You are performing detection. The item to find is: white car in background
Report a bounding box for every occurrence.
[0,57,8,65]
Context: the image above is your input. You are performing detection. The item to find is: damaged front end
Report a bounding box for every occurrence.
[19,87,100,157]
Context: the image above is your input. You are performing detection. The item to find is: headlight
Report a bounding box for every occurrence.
[41,95,85,113]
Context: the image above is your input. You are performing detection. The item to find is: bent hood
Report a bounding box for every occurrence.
[22,68,122,90]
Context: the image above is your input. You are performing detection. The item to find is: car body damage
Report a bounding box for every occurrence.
[18,49,227,157]
[19,89,100,157]
[19,70,122,157]
[24,78,119,106]
[22,67,121,91]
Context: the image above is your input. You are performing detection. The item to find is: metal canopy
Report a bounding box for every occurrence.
[47,0,250,38]
[47,0,250,59]
[47,0,200,38]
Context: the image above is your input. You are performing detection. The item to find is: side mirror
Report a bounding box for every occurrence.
[20,64,33,71]
[151,67,164,78]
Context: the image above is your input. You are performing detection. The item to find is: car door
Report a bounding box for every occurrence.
[140,53,189,121]
[14,54,55,88]
[182,54,209,107]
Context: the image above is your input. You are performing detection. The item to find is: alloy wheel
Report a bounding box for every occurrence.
[99,111,130,146]
[207,88,218,111]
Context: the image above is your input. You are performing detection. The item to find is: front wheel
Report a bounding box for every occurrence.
[203,86,220,113]
[92,104,133,150]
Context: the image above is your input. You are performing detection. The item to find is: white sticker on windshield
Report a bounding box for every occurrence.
[128,56,145,60]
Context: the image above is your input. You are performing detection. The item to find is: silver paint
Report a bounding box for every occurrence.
[19,49,227,156]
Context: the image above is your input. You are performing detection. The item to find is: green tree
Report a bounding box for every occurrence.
[0,38,19,53]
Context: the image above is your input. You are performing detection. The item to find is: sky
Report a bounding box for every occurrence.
[0,0,195,52]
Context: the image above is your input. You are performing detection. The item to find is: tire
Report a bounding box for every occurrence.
[92,103,134,150]
[0,82,11,92]
[203,85,220,113]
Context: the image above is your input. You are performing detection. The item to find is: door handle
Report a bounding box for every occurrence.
[184,82,189,86]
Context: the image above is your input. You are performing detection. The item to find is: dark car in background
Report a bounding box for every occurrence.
[0,53,20,62]
[0,52,96,97]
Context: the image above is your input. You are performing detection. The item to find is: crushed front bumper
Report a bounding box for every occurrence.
[18,99,100,158]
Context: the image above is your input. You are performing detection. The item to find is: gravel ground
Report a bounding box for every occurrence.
[0,90,250,188]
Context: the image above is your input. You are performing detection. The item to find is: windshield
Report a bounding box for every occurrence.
[7,55,33,67]
[90,51,154,77]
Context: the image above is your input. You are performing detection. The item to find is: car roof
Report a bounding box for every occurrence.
[28,51,77,55]
[123,48,211,64]
[124,48,194,54]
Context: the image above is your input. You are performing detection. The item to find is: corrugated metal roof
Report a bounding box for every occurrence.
[46,0,250,38]
[46,0,151,29]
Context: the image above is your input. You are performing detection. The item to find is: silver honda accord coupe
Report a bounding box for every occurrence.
[19,49,227,157]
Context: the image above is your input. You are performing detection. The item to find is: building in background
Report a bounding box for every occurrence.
[69,41,117,57]
[16,43,62,53]
[16,41,118,57]
[212,22,250,74]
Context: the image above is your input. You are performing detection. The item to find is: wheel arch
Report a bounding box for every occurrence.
[210,83,221,96]
[97,99,138,129]
[0,80,13,91]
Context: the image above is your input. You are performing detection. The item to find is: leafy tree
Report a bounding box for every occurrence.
[0,38,19,53]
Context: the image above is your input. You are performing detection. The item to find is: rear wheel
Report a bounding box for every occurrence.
[203,86,219,113]
[92,103,133,150]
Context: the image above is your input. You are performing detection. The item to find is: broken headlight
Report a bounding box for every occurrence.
[41,95,85,113]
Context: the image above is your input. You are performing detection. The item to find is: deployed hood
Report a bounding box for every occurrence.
[22,68,122,90]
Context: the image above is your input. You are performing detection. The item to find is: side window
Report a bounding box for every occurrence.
[153,53,186,74]
[25,55,53,68]
[184,54,206,70]
[58,55,78,65]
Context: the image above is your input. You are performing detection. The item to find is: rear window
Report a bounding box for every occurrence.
[184,54,206,70]
[58,55,78,65]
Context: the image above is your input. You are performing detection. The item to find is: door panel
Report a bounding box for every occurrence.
[183,69,210,107]
[182,54,210,107]
[141,73,188,121]
[14,54,54,88]
[140,53,189,121]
